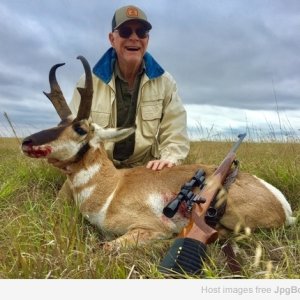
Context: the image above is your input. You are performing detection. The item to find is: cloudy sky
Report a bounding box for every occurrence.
[0,0,299,140]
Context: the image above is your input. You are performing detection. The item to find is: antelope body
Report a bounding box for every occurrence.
[22,56,294,250]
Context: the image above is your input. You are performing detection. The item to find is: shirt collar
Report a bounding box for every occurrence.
[93,47,164,84]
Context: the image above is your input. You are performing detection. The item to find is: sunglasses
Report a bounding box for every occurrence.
[115,26,149,39]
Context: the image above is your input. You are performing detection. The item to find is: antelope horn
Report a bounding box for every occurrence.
[75,55,93,121]
[43,63,72,120]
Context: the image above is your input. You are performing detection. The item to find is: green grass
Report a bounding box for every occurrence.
[0,137,299,279]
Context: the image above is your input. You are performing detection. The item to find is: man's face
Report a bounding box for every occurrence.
[109,20,149,67]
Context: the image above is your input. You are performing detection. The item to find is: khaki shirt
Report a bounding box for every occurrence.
[69,49,190,167]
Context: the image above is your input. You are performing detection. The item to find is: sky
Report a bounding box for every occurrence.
[0,0,299,140]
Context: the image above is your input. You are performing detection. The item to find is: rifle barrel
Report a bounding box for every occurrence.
[230,133,246,153]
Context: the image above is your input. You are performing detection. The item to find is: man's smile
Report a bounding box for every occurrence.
[125,46,140,51]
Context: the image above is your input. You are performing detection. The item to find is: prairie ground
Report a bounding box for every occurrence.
[0,137,299,278]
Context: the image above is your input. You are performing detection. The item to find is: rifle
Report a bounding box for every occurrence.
[159,133,246,276]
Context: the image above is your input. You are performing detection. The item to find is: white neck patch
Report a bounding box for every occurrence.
[72,163,101,188]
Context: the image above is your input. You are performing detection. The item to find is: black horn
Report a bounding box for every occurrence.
[43,63,72,120]
[75,55,93,121]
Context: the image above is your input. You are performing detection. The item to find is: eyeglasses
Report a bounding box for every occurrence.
[114,26,149,39]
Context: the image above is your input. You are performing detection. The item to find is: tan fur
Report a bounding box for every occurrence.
[221,173,287,229]
[42,135,291,251]
[22,107,294,251]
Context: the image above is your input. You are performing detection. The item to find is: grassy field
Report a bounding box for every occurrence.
[0,137,299,279]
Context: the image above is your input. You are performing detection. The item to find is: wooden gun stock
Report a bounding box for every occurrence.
[159,133,246,276]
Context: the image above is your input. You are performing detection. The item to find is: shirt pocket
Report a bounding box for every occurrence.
[140,99,163,137]
[91,111,110,128]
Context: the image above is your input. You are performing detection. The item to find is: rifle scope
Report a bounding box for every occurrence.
[163,195,184,218]
[163,169,206,218]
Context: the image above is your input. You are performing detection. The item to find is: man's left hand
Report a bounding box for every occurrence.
[146,160,175,171]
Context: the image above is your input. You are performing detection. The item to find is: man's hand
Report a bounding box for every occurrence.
[146,159,175,171]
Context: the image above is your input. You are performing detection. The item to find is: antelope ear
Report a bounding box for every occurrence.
[91,124,136,144]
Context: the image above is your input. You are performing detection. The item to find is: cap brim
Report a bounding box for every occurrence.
[115,19,152,31]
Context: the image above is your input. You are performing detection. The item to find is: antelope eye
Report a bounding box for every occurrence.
[74,126,87,136]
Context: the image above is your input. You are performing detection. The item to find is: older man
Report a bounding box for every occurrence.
[69,5,190,171]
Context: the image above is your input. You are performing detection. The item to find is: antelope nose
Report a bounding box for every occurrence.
[21,138,33,151]
[22,138,33,146]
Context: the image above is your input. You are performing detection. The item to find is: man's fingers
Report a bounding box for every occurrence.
[146,160,175,171]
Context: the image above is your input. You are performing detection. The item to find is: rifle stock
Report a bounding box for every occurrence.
[159,133,246,276]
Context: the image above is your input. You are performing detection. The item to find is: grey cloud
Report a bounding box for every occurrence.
[148,2,300,111]
[0,0,299,134]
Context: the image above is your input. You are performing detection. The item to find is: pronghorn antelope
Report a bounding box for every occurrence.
[21,56,295,251]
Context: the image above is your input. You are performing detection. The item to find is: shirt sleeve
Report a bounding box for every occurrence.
[157,73,190,165]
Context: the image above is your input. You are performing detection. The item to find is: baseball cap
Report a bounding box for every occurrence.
[112,5,152,31]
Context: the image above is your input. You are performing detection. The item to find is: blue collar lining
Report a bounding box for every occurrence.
[92,48,165,84]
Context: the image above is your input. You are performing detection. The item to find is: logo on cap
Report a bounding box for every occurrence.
[126,7,139,18]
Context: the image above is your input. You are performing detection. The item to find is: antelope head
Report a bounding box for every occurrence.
[21,56,134,162]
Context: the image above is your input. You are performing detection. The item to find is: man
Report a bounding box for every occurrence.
[69,5,189,170]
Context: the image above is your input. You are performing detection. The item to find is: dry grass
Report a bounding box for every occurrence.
[0,137,299,279]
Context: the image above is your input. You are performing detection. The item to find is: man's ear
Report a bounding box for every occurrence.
[109,32,115,47]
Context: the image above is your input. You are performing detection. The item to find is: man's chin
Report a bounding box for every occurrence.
[124,53,143,63]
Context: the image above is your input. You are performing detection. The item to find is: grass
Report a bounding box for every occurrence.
[0,137,299,279]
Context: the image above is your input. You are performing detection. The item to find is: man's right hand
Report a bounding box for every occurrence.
[146,159,175,171]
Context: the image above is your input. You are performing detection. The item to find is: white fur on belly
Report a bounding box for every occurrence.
[146,193,188,232]
[147,193,165,217]
[85,189,115,229]
[255,176,295,225]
